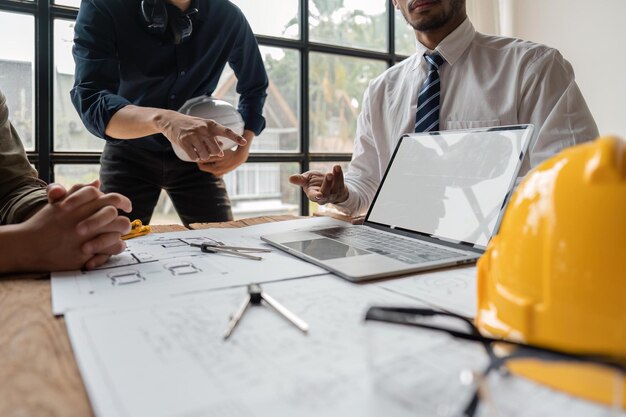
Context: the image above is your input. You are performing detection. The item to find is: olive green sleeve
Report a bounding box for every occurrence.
[0,91,47,225]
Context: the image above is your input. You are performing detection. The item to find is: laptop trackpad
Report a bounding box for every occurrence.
[282,238,370,260]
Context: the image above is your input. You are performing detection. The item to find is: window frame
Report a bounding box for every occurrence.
[0,0,409,216]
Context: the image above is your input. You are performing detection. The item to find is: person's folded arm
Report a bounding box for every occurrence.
[0,181,47,225]
[0,92,47,225]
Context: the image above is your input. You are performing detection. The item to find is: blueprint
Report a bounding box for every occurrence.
[65,275,623,417]
[379,265,477,318]
[66,275,423,417]
[51,217,346,315]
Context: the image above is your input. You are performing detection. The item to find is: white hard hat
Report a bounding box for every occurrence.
[173,95,245,162]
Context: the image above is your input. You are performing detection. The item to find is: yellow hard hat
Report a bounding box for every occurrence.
[476,136,626,407]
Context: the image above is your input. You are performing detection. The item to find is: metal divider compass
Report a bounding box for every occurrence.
[190,242,271,261]
[223,283,309,340]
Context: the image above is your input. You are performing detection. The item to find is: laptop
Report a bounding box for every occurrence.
[261,125,534,282]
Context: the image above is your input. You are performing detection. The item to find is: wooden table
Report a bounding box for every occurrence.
[0,216,298,417]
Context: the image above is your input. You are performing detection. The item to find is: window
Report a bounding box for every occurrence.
[230,0,299,39]
[54,0,80,6]
[216,46,301,153]
[54,19,103,152]
[1,0,412,222]
[0,11,35,151]
[309,1,388,52]
[309,53,387,153]
[395,9,417,56]
[223,163,300,219]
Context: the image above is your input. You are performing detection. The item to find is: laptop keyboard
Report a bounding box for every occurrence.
[312,227,463,265]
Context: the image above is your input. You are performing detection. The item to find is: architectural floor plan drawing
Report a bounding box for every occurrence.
[51,217,345,315]
[92,235,224,270]
[65,275,621,417]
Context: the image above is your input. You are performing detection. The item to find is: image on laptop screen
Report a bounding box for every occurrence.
[366,126,529,248]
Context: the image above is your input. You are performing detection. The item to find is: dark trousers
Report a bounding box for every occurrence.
[100,142,233,226]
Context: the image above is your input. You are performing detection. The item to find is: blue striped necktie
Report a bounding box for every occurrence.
[414,53,445,133]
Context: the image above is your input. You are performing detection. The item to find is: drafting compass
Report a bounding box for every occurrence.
[223,283,309,340]
[190,242,271,261]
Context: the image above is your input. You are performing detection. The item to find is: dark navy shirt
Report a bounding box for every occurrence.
[71,0,268,151]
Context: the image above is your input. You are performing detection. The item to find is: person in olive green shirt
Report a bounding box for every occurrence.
[0,90,132,273]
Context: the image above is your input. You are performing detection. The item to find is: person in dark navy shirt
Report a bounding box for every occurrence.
[71,0,268,226]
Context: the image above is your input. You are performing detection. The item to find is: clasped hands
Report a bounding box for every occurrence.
[22,180,132,272]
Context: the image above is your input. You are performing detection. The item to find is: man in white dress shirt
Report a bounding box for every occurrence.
[290,0,598,215]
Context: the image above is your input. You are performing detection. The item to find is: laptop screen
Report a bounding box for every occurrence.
[366,125,532,249]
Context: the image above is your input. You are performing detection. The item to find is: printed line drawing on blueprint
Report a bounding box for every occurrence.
[77,255,226,294]
[93,235,223,270]
[51,227,328,315]
[107,260,204,286]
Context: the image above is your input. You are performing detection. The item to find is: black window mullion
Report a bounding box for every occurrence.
[50,3,78,20]
[0,0,36,13]
[300,0,310,215]
[35,0,53,183]
[388,0,397,65]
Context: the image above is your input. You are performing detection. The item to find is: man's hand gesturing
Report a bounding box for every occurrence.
[289,165,349,205]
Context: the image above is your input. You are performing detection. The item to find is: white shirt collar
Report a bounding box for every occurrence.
[411,17,476,70]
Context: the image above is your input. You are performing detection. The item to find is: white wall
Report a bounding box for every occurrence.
[501,0,626,138]
[466,0,500,35]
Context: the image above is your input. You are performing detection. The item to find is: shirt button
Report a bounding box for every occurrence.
[170,94,176,100]
[180,70,186,76]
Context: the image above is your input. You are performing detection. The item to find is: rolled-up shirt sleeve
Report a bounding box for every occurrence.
[0,92,47,225]
[228,9,268,136]
[70,0,131,140]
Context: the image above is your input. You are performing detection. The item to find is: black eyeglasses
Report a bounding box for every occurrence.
[365,306,625,417]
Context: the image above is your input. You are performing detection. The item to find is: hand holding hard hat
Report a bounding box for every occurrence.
[171,96,246,162]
